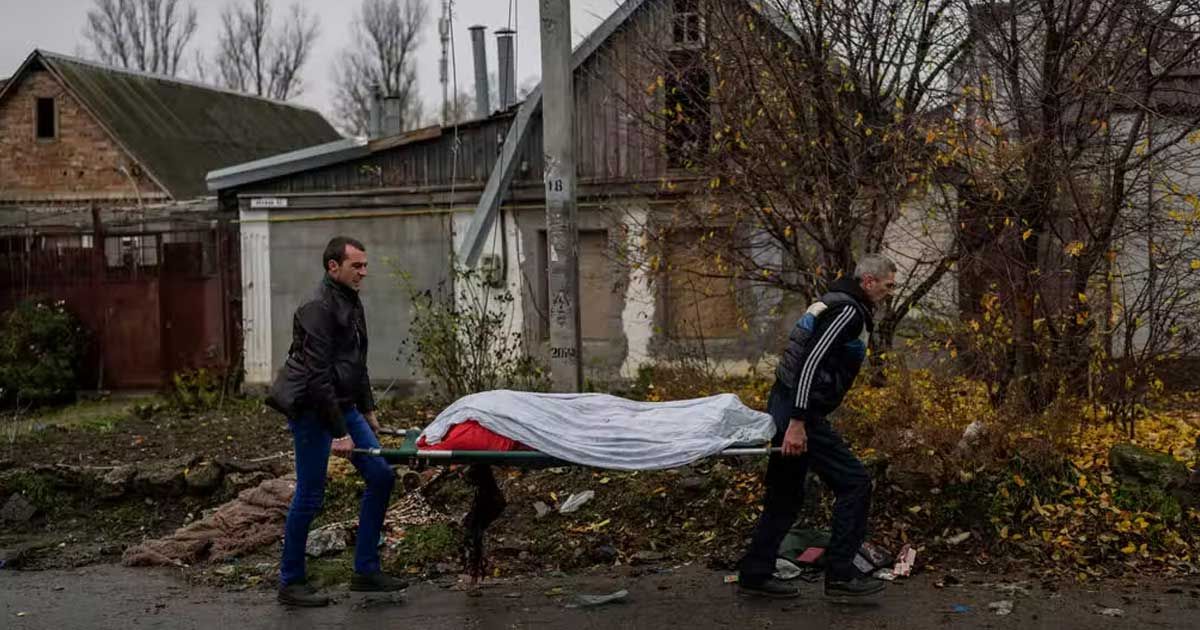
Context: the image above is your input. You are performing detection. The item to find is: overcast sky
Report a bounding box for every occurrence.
[0,0,619,123]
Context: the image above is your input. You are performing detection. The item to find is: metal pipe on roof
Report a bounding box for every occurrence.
[383,96,403,136]
[368,83,383,138]
[469,25,491,119]
[496,28,516,110]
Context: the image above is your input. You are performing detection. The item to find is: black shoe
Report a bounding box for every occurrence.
[350,571,409,592]
[737,576,801,599]
[278,582,331,607]
[824,574,887,598]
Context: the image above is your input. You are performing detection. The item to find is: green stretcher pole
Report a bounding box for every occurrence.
[357,427,779,465]
[352,445,780,466]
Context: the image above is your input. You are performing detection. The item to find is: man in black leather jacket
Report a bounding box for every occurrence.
[268,236,405,607]
[737,254,897,600]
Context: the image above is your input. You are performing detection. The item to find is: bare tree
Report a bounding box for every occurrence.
[608,0,970,353]
[435,88,475,126]
[333,0,430,135]
[208,0,319,100]
[83,0,198,76]
[953,0,1200,414]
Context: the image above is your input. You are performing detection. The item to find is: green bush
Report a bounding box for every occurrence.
[168,368,225,412]
[0,297,86,407]
[398,266,550,405]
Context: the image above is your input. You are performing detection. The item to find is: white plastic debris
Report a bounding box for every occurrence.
[559,490,595,514]
[988,600,1013,616]
[773,558,802,581]
[892,544,917,577]
[946,532,971,545]
[567,589,628,608]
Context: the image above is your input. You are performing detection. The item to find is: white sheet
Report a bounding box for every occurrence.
[420,389,776,470]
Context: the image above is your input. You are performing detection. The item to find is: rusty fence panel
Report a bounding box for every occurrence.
[0,224,239,390]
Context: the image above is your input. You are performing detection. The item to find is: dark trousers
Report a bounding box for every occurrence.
[738,381,871,582]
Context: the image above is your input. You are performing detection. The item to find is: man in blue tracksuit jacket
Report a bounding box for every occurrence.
[737,254,897,599]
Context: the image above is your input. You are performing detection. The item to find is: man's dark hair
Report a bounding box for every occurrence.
[323,236,366,270]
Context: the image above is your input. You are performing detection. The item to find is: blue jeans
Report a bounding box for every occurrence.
[280,407,395,586]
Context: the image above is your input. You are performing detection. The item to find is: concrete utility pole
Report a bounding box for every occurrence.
[438,1,451,124]
[539,0,582,392]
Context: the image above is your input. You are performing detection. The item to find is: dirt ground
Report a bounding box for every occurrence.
[1,398,291,467]
[3,397,1199,628]
[2,562,1199,629]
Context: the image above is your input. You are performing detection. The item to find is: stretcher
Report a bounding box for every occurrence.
[354,428,779,466]
[350,412,777,580]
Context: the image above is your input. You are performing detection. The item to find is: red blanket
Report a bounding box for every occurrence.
[416,420,532,451]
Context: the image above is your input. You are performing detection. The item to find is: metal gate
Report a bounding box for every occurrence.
[0,223,239,389]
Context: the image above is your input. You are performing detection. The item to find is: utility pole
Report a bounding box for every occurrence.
[438,1,451,124]
[539,0,581,392]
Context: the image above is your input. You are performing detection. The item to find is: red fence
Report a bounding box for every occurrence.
[0,224,240,389]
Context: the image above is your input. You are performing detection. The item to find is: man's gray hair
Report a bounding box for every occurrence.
[854,254,897,280]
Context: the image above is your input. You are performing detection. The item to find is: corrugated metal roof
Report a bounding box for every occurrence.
[206,137,370,191]
[0,51,342,199]
[206,125,445,191]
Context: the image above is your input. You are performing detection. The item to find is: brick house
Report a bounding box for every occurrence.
[0,49,341,389]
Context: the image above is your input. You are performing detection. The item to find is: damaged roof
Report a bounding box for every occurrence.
[0,50,342,199]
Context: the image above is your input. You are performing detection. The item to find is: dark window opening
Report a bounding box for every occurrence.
[665,52,710,169]
[35,97,55,139]
[673,0,702,45]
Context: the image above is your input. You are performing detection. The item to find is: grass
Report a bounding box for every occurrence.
[312,474,366,529]
[384,523,459,573]
[0,470,58,510]
[308,556,355,587]
[1,398,137,440]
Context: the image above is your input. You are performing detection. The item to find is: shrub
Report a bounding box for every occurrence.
[168,368,224,412]
[398,266,550,405]
[0,297,86,407]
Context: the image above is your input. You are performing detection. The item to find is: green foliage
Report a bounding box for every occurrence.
[1113,484,1184,524]
[398,266,550,405]
[167,368,223,412]
[0,471,57,512]
[307,556,354,587]
[0,298,86,407]
[383,523,459,571]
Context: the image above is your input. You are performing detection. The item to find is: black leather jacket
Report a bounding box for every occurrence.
[266,275,375,437]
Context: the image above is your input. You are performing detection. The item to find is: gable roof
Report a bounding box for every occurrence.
[0,50,341,199]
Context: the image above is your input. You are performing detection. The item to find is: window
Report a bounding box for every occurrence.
[577,231,618,340]
[663,227,740,339]
[538,230,619,341]
[35,97,56,139]
[673,0,703,46]
[105,235,159,269]
[665,52,710,169]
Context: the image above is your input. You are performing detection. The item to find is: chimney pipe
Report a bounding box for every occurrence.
[368,83,383,138]
[383,96,403,136]
[496,28,516,110]
[469,25,491,119]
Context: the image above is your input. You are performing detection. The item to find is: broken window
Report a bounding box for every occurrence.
[35,97,55,139]
[665,51,710,169]
[672,0,703,46]
[105,235,159,270]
